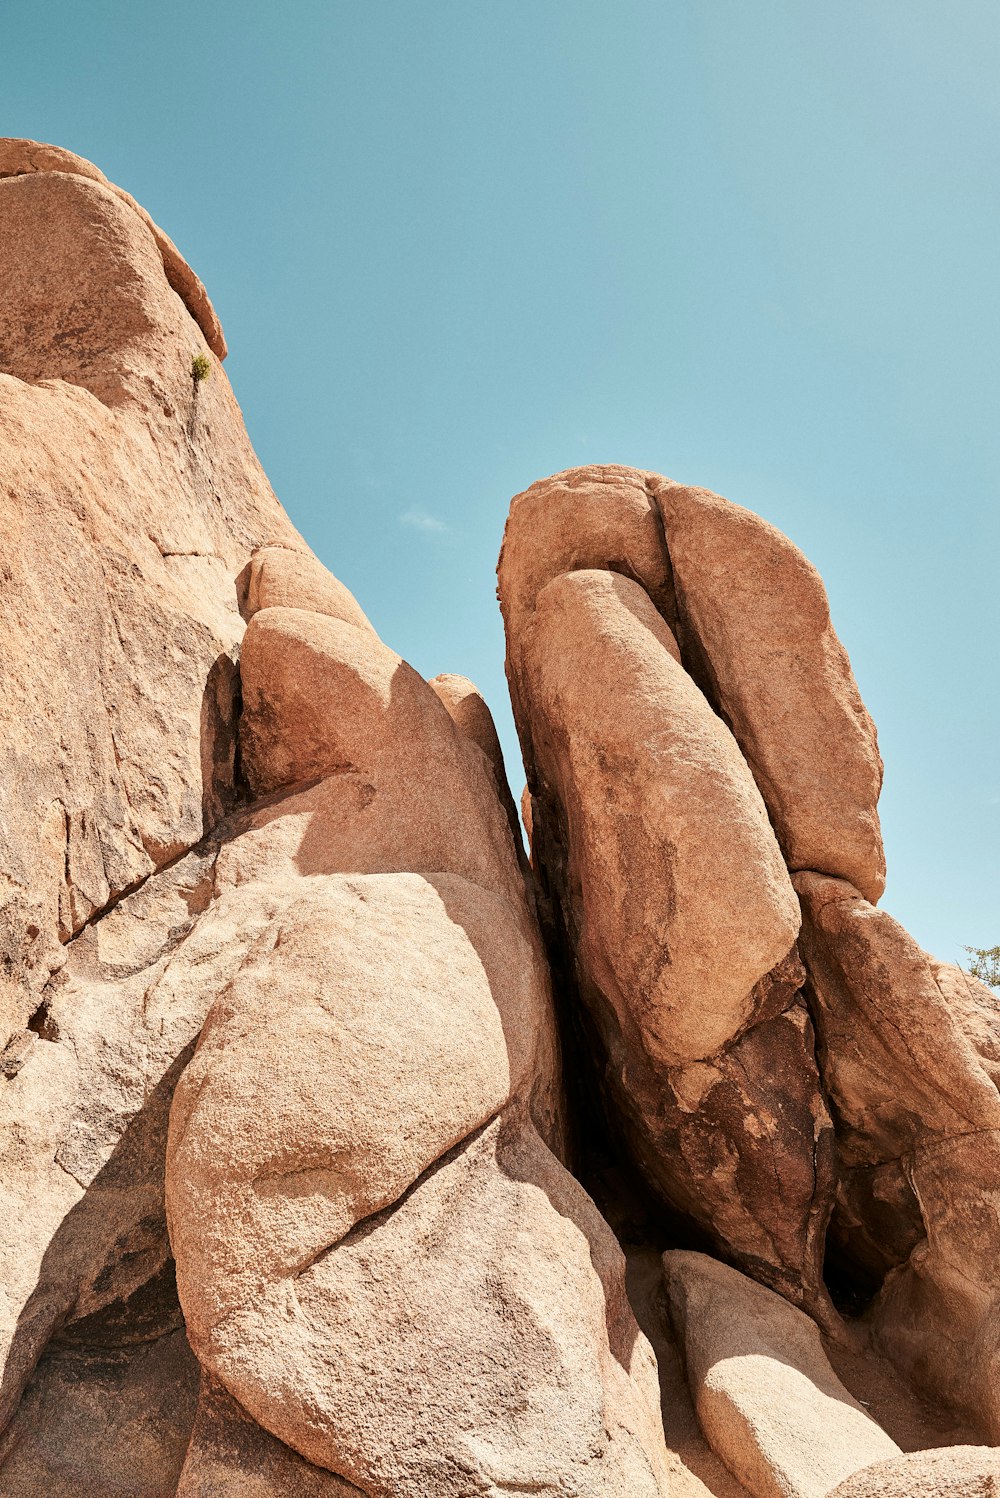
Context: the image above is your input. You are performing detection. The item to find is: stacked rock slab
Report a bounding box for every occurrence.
[498,466,846,1311]
[498,463,1000,1440]
[166,548,673,1493]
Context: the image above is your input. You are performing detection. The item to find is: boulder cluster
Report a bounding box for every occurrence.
[0,142,998,1497]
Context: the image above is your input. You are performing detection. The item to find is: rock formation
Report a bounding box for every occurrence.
[0,140,998,1497]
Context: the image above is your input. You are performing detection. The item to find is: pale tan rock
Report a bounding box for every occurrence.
[663,1251,900,1498]
[246,545,375,633]
[167,872,555,1338]
[0,844,283,1429]
[183,1113,669,1496]
[0,145,300,1047]
[795,873,1000,1437]
[651,478,885,902]
[827,1445,1000,1497]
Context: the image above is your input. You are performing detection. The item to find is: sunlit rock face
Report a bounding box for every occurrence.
[1,139,998,1498]
[0,141,669,1497]
[499,461,1000,1451]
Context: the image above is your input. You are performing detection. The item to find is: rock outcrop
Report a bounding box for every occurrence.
[1,142,998,1496]
[0,144,669,1496]
[499,463,1000,1445]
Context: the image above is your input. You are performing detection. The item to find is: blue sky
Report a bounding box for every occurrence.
[5,1,997,963]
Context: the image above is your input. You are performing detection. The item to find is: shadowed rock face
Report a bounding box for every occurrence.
[2,143,999,1495]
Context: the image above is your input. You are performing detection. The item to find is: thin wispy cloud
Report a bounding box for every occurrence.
[400,506,449,534]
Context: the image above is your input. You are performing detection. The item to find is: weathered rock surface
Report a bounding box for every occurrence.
[245,544,375,633]
[795,873,1000,1436]
[520,568,801,1069]
[177,1374,361,1496]
[664,1252,900,1498]
[0,137,302,1054]
[650,479,885,903]
[0,1326,199,1497]
[167,568,670,1492]
[827,1445,1000,1497]
[500,477,837,1308]
[4,147,1000,1495]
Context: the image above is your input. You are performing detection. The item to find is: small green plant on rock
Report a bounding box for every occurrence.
[964,945,1000,987]
[191,352,212,385]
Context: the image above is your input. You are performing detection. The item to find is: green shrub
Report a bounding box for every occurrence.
[964,945,1000,987]
[191,352,212,384]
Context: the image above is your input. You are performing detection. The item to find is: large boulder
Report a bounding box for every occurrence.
[165,550,670,1490]
[499,482,837,1306]
[795,872,1000,1436]
[663,1251,900,1498]
[650,478,885,902]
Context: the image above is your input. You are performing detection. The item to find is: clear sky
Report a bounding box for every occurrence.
[5,1,997,964]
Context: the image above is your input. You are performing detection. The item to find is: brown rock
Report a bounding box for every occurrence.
[0,1328,199,1497]
[246,545,375,633]
[183,1112,669,1495]
[0,136,226,356]
[166,549,667,1484]
[664,1251,900,1498]
[826,1445,1000,1497]
[498,465,675,652]
[429,671,524,846]
[236,607,529,908]
[795,872,1000,1435]
[0,842,280,1430]
[508,564,832,1302]
[651,478,885,902]
[519,568,800,1069]
[0,148,673,1493]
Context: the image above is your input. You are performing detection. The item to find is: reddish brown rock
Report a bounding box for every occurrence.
[502,552,833,1304]
[499,465,675,651]
[519,568,800,1068]
[795,872,1000,1436]
[651,478,885,903]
